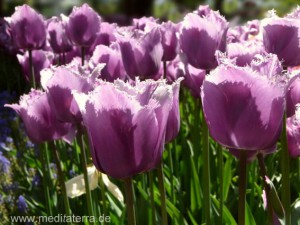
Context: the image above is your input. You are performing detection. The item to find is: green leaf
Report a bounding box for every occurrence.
[211,196,237,225]
[223,156,233,200]
[245,201,256,225]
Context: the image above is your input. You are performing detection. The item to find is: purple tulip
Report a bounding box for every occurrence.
[132,16,158,31]
[17,50,53,84]
[73,79,177,179]
[262,15,300,67]
[286,74,300,118]
[201,62,285,151]
[41,62,100,123]
[47,16,72,53]
[227,41,265,67]
[227,20,260,43]
[287,107,300,158]
[0,18,17,54]
[183,63,206,98]
[66,4,101,47]
[179,10,228,70]
[165,79,182,143]
[160,21,179,61]
[166,58,184,83]
[118,28,163,79]
[90,44,127,82]
[5,89,74,144]
[88,22,117,53]
[9,5,46,50]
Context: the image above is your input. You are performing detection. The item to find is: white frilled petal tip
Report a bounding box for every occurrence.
[72,91,89,114]
[65,165,124,202]
[40,68,54,90]
[65,165,98,198]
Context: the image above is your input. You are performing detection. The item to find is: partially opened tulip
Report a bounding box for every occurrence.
[41,62,99,123]
[66,4,101,48]
[262,13,300,67]
[160,21,179,62]
[165,79,182,143]
[287,105,300,158]
[9,4,46,50]
[118,28,163,79]
[90,44,127,82]
[179,7,228,70]
[47,16,72,54]
[73,78,179,179]
[5,89,74,144]
[227,41,265,67]
[286,74,300,118]
[201,61,285,151]
[17,50,53,85]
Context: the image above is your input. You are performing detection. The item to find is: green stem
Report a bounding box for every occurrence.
[281,113,291,225]
[169,144,175,204]
[99,173,108,225]
[217,144,223,225]
[238,151,247,225]
[39,144,52,216]
[257,153,274,225]
[149,172,156,225]
[124,178,137,225]
[77,125,94,220]
[163,61,167,79]
[28,49,36,88]
[157,162,168,225]
[49,141,71,222]
[81,46,85,66]
[201,108,211,225]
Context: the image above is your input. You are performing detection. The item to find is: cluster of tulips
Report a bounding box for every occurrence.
[2,2,300,225]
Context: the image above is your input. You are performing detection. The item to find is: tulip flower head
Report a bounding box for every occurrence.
[287,104,300,158]
[66,4,101,47]
[47,16,73,53]
[201,57,285,151]
[73,78,182,179]
[179,6,228,70]
[90,44,127,82]
[41,61,103,123]
[118,28,163,79]
[262,12,300,67]
[9,5,46,50]
[17,50,53,84]
[159,21,179,61]
[286,73,300,118]
[5,89,74,144]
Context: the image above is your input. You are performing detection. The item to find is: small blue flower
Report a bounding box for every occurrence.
[69,169,76,178]
[32,173,41,187]
[17,195,28,213]
[0,151,10,173]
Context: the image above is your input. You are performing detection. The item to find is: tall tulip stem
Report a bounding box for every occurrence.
[281,113,291,225]
[218,144,223,224]
[49,141,71,222]
[163,61,167,79]
[39,144,52,216]
[28,49,36,88]
[81,46,85,66]
[149,172,156,225]
[157,162,168,225]
[77,125,94,220]
[257,153,274,225]
[238,151,247,225]
[124,178,137,225]
[99,173,108,225]
[201,108,211,225]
